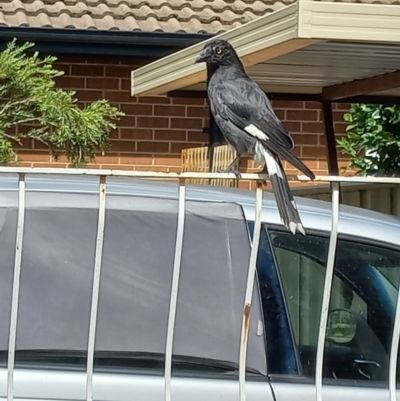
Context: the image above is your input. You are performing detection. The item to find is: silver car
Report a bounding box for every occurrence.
[0,174,400,401]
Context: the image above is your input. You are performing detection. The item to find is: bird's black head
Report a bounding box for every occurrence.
[195,39,242,68]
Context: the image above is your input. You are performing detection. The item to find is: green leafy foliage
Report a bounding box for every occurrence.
[0,39,124,166]
[337,104,400,176]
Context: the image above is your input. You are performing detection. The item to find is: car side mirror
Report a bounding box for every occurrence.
[326,309,357,344]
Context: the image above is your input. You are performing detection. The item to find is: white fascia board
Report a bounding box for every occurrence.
[131,0,400,97]
[131,3,300,96]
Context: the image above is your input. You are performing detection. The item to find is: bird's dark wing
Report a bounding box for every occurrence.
[209,71,315,179]
[209,75,294,151]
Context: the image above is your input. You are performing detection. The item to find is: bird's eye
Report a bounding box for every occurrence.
[216,47,223,55]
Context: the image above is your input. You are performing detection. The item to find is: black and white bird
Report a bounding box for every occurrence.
[195,39,315,236]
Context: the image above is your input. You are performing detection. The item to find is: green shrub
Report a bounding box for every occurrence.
[337,104,400,176]
[0,39,124,166]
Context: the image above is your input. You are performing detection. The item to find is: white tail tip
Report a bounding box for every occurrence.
[297,223,306,236]
[289,221,297,235]
[288,221,306,236]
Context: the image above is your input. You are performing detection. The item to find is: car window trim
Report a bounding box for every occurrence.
[264,224,400,386]
[268,373,389,389]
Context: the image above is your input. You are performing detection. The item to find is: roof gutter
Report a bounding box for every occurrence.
[0,27,214,57]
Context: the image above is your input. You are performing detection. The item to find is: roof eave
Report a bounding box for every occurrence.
[130,0,400,97]
[131,3,306,96]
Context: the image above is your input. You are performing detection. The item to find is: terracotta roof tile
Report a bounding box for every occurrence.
[0,0,398,34]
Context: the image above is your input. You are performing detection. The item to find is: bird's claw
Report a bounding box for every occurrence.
[259,167,269,186]
[217,168,242,179]
[231,170,242,179]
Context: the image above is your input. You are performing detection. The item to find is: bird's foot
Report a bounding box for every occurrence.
[258,167,269,186]
[217,167,242,179]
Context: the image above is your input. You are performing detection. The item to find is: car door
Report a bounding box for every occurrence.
[260,226,400,401]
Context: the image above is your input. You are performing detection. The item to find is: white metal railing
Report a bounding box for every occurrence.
[2,167,400,401]
[86,175,107,401]
[315,182,340,401]
[7,174,25,401]
[239,183,264,401]
[165,179,186,401]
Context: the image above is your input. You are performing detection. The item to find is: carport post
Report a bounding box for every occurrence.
[321,101,339,176]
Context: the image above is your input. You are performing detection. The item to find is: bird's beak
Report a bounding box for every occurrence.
[195,48,210,63]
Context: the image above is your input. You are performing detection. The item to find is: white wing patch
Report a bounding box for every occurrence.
[245,124,269,141]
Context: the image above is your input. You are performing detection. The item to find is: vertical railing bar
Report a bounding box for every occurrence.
[165,179,186,401]
[315,182,340,401]
[239,182,263,401]
[86,175,107,401]
[7,173,26,401]
[389,270,400,400]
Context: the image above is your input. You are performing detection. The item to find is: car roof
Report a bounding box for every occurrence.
[1,173,400,247]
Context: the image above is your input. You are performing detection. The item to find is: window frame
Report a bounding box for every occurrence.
[247,221,299,377]
[264,223,400,388]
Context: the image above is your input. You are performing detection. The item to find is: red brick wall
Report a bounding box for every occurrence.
[15,55,351,189]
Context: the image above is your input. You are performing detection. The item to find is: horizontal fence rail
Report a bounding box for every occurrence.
[0,166,400,184]
[1,167,400,401]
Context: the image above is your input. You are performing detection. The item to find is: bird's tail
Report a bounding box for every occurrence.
[279,146,315,180]
[262,149,306,236]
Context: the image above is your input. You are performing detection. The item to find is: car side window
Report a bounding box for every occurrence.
[268,228,400,384]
